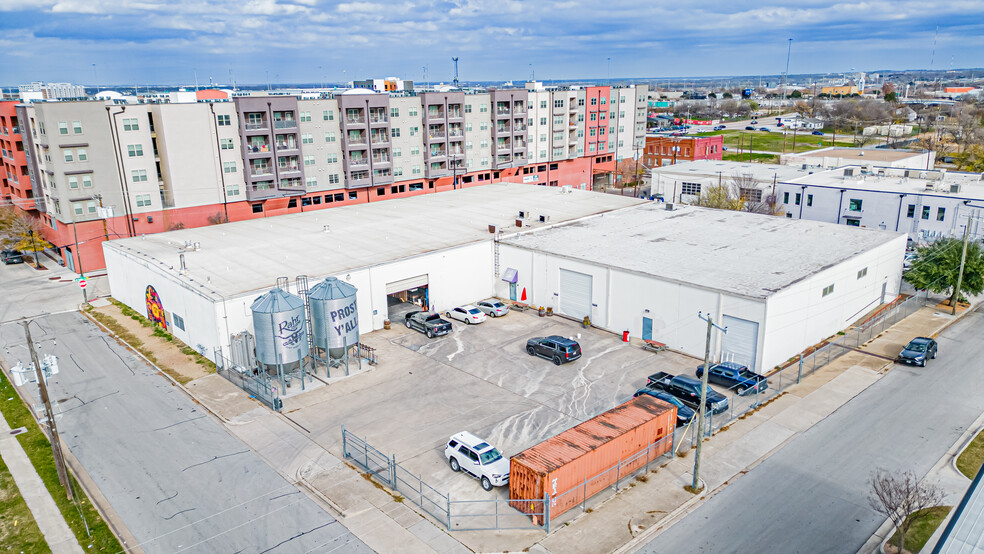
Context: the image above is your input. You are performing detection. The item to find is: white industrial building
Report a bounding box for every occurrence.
[102,184,643,361]
[104,183,905,373]
[780,147,934,170]
[650,160,816,203]
[497,203,905,372]
[778,165,984,242]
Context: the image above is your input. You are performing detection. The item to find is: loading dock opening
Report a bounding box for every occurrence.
[386,274,429,322]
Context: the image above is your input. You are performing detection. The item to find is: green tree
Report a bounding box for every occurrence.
[722,92,733,99]
[790,90,802,98]
[905,237,984,306]
[954,145,984,172]
[884,91,898,103]
[694,183,745,211]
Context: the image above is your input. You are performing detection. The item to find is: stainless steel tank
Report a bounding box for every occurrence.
[309,277,359,359]
[250,287,309,368]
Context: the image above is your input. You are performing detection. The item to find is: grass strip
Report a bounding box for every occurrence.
[0,375,123,551]
[957,427,984,479]
[0,448,50,553]
[887,506,951,554]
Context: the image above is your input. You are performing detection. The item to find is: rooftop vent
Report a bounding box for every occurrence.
[665,203,674,211]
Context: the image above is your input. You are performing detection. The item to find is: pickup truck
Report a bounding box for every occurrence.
[696,362,768,395]
[404,311,453,338]
[647,371,729,414]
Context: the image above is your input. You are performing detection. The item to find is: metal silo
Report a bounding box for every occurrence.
[309,277,359,360]
[251,287,309,371]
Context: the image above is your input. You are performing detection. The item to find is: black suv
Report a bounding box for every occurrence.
[526,335,582,365]
[1,250,24,265]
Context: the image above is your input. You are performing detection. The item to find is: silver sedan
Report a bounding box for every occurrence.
[476,300,510,317]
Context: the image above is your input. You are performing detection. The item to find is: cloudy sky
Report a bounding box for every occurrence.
[2,0,983,86]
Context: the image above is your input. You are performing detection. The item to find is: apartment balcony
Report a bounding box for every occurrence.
[276,142,299,152]
[279,178,304,189]
[372,154,390,164]
[426,108,445,120]
[496,125,511,134]
[246,182,280,201]
[250,166,274,177]
[347,172,373,188]
[274,119,297,129]
[427,151,447,162]
[496,143,512,153]
[369,115,389,126]
[514,123,527,132]
[428,131,446,140]
[514,140,527,149]
[245,122,269,131]
[245,144,272,156]
[346,134,367,146]
[347,156,369,168]
[447,109,463,121]
[448,132,464,142]
[496,106,511,116]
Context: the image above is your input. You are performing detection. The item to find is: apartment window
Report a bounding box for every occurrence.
[251,203,263,213]
[306,177,318,187]
[410,182,423,191]
[409,107,418,116]
[300,197,311,207]
[922,206,930,220]
[226,184,240,196]
[590,113,597,121]
[391,128,400,138]
[123,118,139,131]
[323,110,333,121]
[72,202,83,215]
[795,193,801,206]
[907,204,915,218]
[326,153,338,163]
[67,176,79,189]
[223,161,237,173]
[325,131,336,142]
[553,116,563,125]
[578,98,585,106]
[304,155,315,166]
[58,121,69,135]
[590,98,597,106]
[135,194,152,207]
[466,141,473,150]
[216,114,231,126]
[464,104,472,113]
[846,219,861,227]
[348,191,358,200]
[82,175,92,188]
[390,107,399,118]
[937,207,946,221]
[849,198,862,211]
[63,150,74,162]
[807,194,813,207]
[465,123,472,132]
[393,147,401,157]
[480,122,488,130]
[822,284,835,297]
[554,99,565,108]
[409,127,418,136]
[481,157,490,165]
[127,144,143,157]
[220,138,234,150]
[783,192,790,203]
[301,133,313,144]
[131,169,148,182]
[601,97,607,105]
[589,129,596,137]
[393,167,403,176]
[300,111,311,122]
[76,148,87,161]
[411,146,420,156]
[479,104,487,113]
[412,165,421,175]
[681,182,701,196]
[329,174,339,184]
[72,121,83,134]
[857,267,868,279]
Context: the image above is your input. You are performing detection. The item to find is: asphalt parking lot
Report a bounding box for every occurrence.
[284,304,704,502]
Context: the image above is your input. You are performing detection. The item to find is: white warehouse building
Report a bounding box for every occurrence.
[103,183,905,373]
[496,203,906,372]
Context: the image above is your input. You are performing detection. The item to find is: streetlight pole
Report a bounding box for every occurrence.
[28,229,39,267]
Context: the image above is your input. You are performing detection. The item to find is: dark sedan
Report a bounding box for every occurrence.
[897,337,938,367]
[633,387,696,426]
[1,250,24,265]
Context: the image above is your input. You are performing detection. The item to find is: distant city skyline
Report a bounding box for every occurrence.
[1,0,983,86]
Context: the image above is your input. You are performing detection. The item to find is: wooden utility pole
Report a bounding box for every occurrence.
[693,312,726,492]
[951,211,973,315]
[23,321,72,499]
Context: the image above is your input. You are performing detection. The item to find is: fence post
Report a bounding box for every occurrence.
[582,476,588,513]
[754,383,759,408]
[544,492,551,533]
[670,427,676,460]
[446,494,452,531]
[419,472,424,508]
[364,436,369,472]
[615,460,621,492]
[495,496,498,529]
[391,454,398,492]
[341,424,348,458]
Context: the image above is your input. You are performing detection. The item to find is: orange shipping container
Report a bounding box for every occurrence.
[509,395,675,520]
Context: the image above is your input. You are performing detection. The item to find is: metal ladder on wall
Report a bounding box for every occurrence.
[493,229,501,279]
[276,276,290,291]
[295,275,315,370]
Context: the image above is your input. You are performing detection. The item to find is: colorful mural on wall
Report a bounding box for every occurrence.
[146,285,167,330]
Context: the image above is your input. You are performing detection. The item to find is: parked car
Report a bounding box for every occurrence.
[476,300,510,318]
[404,311,453,338]
[713,125,726,131]
[758,127,770,132]
[897,337,938,367]
[633,387,696,426]
[1,250,24,265]
[445,305,487,325]
[744,126,756,131]
[444,432,509,491]
[647,371,729,414]
[696,362,768,395]
[526,335,582,365]
[812,130,825,136]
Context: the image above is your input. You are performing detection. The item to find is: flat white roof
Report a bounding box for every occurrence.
[104,184,645,299]
[651,159,815,182]
[794,147,923,162]
[501,203,902,299]
[790,166,984,199]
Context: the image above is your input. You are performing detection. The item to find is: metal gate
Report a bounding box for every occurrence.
[559,269,592,320]
[721,315,759,370]
[341,424,393,487]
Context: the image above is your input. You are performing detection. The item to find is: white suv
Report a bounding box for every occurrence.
[444,432,509,491]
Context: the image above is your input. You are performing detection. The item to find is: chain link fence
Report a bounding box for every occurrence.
[213,349,283,411]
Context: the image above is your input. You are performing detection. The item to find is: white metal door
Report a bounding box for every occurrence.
[721,315,759,370]
[559,269,593,320]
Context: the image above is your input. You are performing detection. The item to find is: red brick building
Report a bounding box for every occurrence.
[0,101,35,215]
[643,135,724,168]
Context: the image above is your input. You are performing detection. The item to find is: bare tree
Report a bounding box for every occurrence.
[731,173,784,215]
[868,468,945,554]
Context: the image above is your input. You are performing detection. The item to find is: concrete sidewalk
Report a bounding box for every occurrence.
[0,412,84,554]
[160,302,964,554]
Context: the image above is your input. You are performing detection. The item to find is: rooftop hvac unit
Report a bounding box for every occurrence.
[843,168,855,177]
[925,183,935,190]
[561,185,573,193]
[905,170,914,178]
[488,224,499,234]
[515,218,525,228]
[538,214,550,223]
[518,209,531,219]
[950,183,962,194]
[665,203,674,211]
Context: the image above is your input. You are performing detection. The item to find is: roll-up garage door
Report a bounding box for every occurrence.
[386,274,428,294]
[721,315,759,370]
[559,269,593,320]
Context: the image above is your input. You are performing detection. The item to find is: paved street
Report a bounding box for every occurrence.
[639,306,984,554]
[0,312,368,554]
[0,259,107,324]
